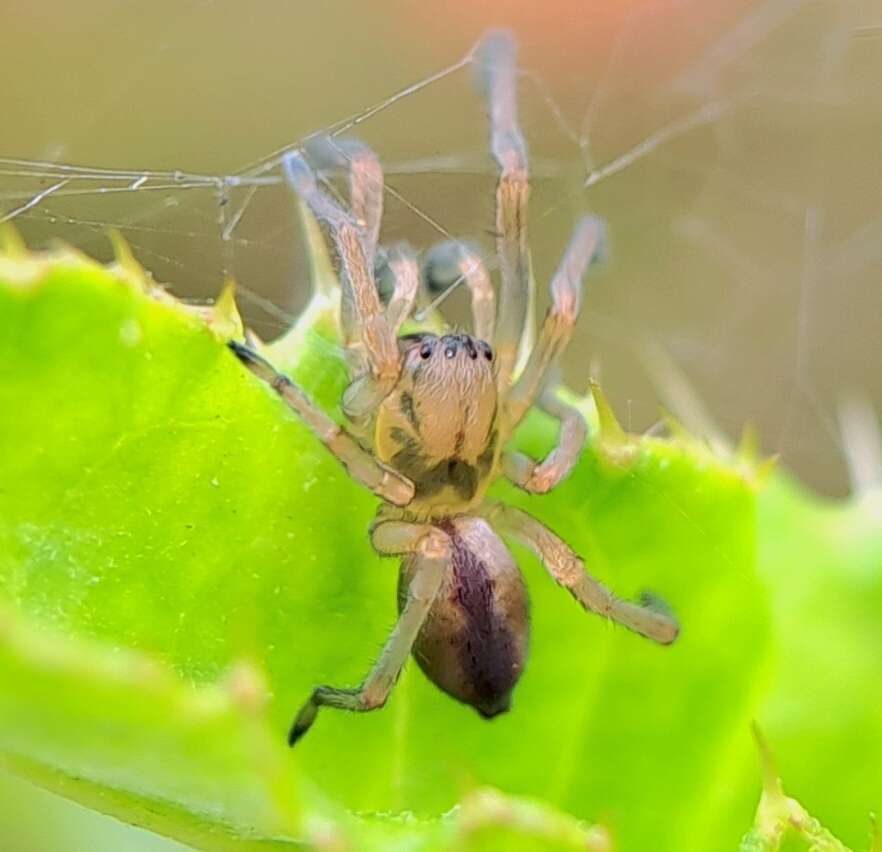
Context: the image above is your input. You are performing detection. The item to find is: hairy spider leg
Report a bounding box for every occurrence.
[487,503,680,644]
[381,242,420,334]
[228,341,413,506]
[283,152,399,420]
[340,140,384,261]
[503,390,587,493]
[504,216,606,430]
[475,30,530,393]
[305,135,384,264]
[422,240,496,343]
[306,136,424,338]
[289,522,450,744]
[347,240,421,418]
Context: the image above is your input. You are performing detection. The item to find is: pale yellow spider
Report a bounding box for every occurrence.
[229,30,678,746]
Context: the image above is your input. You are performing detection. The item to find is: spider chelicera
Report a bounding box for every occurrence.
[229,30,679,746]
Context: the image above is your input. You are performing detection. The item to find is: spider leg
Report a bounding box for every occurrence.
[504,217,606,429]
[340,140,383,262]
[306,136,383,261]
[423,241,495,342]
[475,30,529,390]
[380,243,420,334]
[486,503,679,644]
[342,244,420,417]
[283,151,399,419]
[503,390,587,493]
[289,522,450,745]
[228,341,413,506]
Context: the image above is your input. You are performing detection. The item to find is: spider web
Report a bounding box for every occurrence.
[2,0,881,498]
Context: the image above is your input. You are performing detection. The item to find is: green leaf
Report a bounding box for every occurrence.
[739,724,861,852]
[755,475,882,846]
[0,240,786,850]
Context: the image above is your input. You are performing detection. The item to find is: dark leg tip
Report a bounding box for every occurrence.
[287,695,319,747]
[639,590,674,618]
[287,721,309,747]
[227,339,254,363]
[282,151,315,195]
[639,591,680,645]
[228,340,276,377]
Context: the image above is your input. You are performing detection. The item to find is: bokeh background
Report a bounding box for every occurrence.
[2,0,880,847]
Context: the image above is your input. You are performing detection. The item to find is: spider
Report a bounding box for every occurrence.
[228,30,679,746]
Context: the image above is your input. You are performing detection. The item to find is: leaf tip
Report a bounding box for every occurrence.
[297,197,339,302]
[751,722,782,799]
[660,409,695,443]
[108,229,150,291]
[736,426,778,488]
[208,277,245,340]
[590,378,638,466]
[0,223,28,259]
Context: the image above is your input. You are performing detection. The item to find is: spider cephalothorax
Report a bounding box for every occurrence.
[376,332,498,515]
[229,30,679,746]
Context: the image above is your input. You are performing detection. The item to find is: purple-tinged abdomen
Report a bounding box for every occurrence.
[398,516,530,718]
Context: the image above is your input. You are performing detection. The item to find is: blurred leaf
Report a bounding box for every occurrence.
[756,476,882,846]
[1,242,871,851]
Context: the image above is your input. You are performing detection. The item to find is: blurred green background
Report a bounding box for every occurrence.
[2,0,880,848]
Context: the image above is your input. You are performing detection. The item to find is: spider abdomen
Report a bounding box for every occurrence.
[398,515,529,718]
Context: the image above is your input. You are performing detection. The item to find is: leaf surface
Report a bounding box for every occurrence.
[3,245,873,850]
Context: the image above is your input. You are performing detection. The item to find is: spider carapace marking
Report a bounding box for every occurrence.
[228,30,679,747]
[376,333,498,514]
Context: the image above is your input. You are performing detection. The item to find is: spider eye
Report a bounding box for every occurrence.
[419,343,433,359]
[482,344,493,361]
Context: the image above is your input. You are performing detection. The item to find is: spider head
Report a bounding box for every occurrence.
[376,333,498,483]
[400,331,494,369]
[398,333,497,429]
